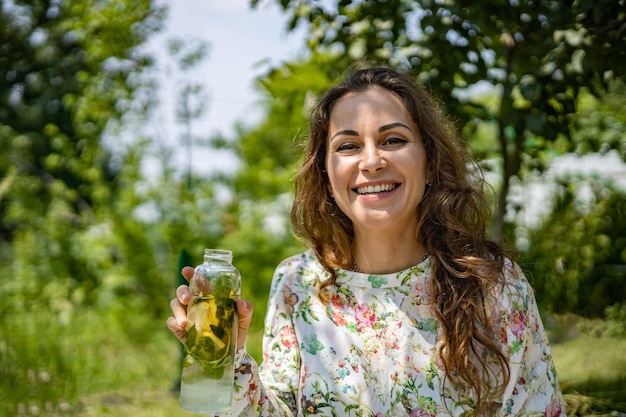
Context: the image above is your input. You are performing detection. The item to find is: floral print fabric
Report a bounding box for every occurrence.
[228,250,566,417]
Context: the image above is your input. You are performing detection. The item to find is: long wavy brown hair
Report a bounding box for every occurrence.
[290,64,511,412]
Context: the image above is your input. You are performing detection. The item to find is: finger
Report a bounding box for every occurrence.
[176,284,190,305]
[181,266,195,282]
[166,316,186,343]
[236,299,254,350]
[170,297,188,328]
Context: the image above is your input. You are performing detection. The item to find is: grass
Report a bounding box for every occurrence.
[2,308,625,417]
[0,305,183,417]
[549,314,626,416]
[554,336,626,398]
[69,391,185,417]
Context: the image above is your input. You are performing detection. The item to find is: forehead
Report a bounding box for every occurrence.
[329,86,413,129]
[331,87,409,120]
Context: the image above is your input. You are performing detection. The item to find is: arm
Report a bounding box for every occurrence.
[229,259,303,416]
[496,263,566,417]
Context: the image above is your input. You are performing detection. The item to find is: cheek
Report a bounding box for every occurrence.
[327,173,342,199]
[406,154,428,178]
[326,158,345,192]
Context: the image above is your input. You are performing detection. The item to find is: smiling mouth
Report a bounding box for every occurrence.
[354,183,399,195]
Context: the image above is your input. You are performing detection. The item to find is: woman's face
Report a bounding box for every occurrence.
[325,86,430,234]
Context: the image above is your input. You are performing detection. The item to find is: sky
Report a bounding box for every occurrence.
[146,0,305,174]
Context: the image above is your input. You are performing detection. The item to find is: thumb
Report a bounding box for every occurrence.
[236,299,254,350]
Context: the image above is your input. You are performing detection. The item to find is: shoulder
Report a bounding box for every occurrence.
[274,249,324,278]
[270,249,328,294]
[502,258,533,297]
[488,258,536,313]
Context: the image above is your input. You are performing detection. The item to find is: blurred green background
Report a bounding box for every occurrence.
[1,1,625,416]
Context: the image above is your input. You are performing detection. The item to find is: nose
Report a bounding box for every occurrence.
[359,142,386,172]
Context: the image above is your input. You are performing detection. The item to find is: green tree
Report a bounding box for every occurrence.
[0,2,169,412]
[0,0,166,306]
[253,0,625,238]
[522,177,626,318]
[517,82,626,317]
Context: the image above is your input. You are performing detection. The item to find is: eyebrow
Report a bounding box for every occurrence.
[379,122,413,133]
[330,129,358,140]
[330,122,413,140]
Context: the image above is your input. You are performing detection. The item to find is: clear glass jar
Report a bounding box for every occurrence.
[179,249,241,414]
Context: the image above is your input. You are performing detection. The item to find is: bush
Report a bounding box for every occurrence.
[521,177,626,317]
[578,302,626,338]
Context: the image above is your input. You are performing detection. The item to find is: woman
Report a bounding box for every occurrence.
[168,65,566,416]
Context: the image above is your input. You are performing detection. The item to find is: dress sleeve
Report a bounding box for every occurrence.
[223,261,301,417]
[496,262,567,417]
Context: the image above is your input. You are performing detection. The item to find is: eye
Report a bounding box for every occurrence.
[383,136,408,147]
[336,142,360,153]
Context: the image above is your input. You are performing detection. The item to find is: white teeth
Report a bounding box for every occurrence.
[356,183,397,194]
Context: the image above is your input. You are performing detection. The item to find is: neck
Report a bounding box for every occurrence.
[352,226,427,274]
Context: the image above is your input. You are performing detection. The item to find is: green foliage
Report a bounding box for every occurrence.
[0,140,174,322]
[522,178,626,317]
[263,0,624,131]
[570,81,626,159]
[0,3,184,413]
[0,0,167,313]
[602,303,626,338]
[0,0,164,226]
[578,302,626,338]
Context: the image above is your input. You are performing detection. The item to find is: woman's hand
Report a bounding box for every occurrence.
[166,266,254,350]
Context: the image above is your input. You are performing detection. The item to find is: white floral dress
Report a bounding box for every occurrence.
[227,250,566,417]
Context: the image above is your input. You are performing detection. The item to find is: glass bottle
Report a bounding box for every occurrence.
[179,249,241,414]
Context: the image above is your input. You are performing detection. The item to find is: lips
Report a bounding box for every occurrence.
[354,183,399,195]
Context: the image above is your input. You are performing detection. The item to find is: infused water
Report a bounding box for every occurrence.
[179,250,240,414]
